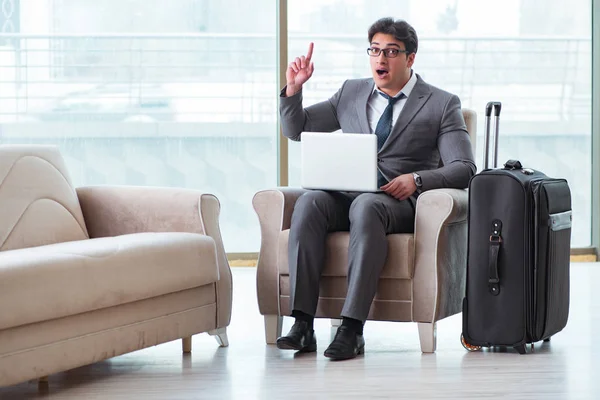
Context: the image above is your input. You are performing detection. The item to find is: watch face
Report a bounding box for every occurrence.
[414,173,422,186]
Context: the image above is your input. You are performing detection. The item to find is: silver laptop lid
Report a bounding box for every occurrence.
[301,132,379,192]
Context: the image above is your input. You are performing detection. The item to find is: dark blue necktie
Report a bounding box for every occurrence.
[374,91,404,186]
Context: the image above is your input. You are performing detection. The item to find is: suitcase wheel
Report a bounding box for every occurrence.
[460,334,482,352]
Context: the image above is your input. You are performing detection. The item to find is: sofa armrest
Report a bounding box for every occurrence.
[252,187,307,316]
[76,185,232,328]
[412,188,468,323]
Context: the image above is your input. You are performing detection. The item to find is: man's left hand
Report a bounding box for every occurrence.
[380,174,417,201]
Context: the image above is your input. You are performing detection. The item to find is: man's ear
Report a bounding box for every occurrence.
[407,53,416,68]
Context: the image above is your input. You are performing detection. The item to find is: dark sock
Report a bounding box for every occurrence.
[291,310,314,330]
[341,317,364,335]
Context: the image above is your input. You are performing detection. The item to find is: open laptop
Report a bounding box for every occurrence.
[301,131,380,192]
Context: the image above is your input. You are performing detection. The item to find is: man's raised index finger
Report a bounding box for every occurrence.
[306,42,314,61]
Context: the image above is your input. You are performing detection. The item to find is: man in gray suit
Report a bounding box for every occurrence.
[276,18,476,360]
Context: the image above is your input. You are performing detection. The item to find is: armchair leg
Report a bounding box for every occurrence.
[208,328,229,347]
[264,315,283,344]
[331,318,342,328]
[182,336,192,353]
[418,322,437,353]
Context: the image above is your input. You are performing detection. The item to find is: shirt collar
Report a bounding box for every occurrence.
[372,70,418,99]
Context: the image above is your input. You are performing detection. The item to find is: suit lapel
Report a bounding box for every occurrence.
[355,80,374,133]
[382,75,432,149]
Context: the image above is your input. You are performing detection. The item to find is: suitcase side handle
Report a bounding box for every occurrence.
[483,101,502,169]
[488,219,503,296]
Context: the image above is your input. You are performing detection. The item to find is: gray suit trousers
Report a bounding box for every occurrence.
[288,190,415,322]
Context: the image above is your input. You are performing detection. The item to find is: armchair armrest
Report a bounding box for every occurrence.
[412,188,468,323]
[76,185,232,328]
[252,187,307,316]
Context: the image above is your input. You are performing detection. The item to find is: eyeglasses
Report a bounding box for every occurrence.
[366,47,410,58]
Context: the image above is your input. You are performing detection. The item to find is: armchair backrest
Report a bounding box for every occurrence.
[0,145,89,251]
[462,108,477,155]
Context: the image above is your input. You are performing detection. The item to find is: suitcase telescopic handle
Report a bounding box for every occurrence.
[484,101,502,169]
[485,101,502,117]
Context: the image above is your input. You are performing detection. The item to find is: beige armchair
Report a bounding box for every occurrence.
[252,109,476,353]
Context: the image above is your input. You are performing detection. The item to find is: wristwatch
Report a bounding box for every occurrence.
[413,172,423,188]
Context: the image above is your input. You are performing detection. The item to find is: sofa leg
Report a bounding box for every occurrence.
[418,322,437,353]
[331,318,342,327]
[38,375,49,393]
[209,328,229,347]
[264,315,283,344]
[182,336,192,353]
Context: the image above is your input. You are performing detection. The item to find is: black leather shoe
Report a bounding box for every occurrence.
[324,325,365,361]
[276,321,316,352]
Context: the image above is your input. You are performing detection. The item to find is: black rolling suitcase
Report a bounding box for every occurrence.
[461,101,572,354]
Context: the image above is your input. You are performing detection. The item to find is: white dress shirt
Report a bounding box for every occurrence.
[367,70,418,134]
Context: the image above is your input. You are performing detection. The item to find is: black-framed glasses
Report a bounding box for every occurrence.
[366,47,410,58]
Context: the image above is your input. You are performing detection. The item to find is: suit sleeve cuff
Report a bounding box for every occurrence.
[415,170,436,192]
[280,86,302,98]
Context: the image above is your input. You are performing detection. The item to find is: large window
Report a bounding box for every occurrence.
[0,0,593,252]
[287,0,592,247]
[0,0,277,253]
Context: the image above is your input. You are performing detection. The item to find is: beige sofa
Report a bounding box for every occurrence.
[252,109,476,353]
[0,145,232,387]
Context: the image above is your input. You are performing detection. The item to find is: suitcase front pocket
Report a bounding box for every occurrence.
[542,210,571,339]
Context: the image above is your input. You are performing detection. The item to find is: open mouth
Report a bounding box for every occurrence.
[376,69,389,78]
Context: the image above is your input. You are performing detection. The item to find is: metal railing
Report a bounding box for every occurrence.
[0,33,591,133]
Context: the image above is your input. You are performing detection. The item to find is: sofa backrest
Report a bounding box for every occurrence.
[0,145,89,251]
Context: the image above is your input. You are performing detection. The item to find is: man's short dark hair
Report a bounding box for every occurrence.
[368,18,418,55]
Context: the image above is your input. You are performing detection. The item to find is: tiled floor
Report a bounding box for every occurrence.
[0,264,598,399]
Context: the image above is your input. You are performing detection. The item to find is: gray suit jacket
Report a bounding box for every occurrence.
[280,75,476,194]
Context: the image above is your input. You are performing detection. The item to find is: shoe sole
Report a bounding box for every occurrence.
[324,346,365,361]
[276,340,317,353]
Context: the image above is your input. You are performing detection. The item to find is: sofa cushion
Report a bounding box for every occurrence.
[0,232,218,330]
[0,145,89,251]
[278,230,414,279]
